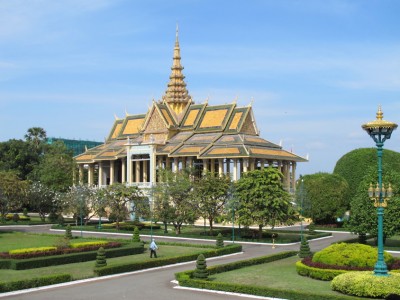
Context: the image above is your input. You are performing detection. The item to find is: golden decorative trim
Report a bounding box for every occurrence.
[209,148,240,155]
[251,148,293,157]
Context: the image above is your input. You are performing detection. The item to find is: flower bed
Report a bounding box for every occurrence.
[0,242,122,259]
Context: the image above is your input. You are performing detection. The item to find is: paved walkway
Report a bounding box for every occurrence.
[0,225,374,300]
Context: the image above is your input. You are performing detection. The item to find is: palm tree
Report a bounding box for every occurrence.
[25,127,47,149]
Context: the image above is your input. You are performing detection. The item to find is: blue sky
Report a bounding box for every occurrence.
[1,0,399,177]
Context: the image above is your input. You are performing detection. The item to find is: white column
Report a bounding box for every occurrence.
[203,159,208,174]
[210,159,215,173]
[260,159,265,170]
[110,161,115,185]
[135,161,140,183]
[218,159,223,176]
[88,164,94,185]
[291,162,296,192]
[78,165,84,184]
[143,159,148,182]
[243,158,248,173]
[173,158,179,172]
[98,162,103,186]
[250,158,255,171]
[233,159,238,181]
[121,159,126,183]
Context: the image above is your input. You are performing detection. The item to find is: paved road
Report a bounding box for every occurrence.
[0,225,364,300]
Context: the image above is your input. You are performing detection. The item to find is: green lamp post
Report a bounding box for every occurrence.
[362,106,397,276]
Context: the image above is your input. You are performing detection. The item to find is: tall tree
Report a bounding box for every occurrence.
[235,168,297,239]
[299,172,350,225]
[24,127,47,150]
[27,181,57,221]
[153,169,198,234]
[29,141,74,192]
[0,139,40,180]
[102,183,147,229]
[192,171,231,234]
[347,168,400,242]
[0,171,28,222]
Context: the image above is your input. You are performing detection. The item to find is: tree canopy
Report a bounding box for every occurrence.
[297,172,350,225]
[235,168,297,238]
[333,148,400,201]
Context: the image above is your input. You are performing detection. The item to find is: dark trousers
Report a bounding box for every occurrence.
[150,249,157,258]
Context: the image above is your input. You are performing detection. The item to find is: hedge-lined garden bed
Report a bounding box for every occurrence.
[95,243,242,276]
[0,242,144,270]
[175,252,361,300]
[0,274,72,293]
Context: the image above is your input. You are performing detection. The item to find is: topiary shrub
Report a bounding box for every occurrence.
[298,238,311,258]
[132,226,140,242]
[65,224,73,240]
[12,213,20,223]
[312,243,394,268]
[95,247,107,268]
[216,233,224,248]
[193,254,208,279]
[331,271,400,298]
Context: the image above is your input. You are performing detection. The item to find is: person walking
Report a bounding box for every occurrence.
[149,239,158,258]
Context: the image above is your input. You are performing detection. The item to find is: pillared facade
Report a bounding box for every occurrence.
[74,30,307,192]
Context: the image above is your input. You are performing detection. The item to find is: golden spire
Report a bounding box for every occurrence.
[162,26,192,115]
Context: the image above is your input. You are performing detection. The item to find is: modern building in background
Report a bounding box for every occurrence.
[47,137,102,157]
[74,29,307,192]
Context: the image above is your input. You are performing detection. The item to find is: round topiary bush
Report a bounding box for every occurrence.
[331,271,400,298]
[312,243,394,268]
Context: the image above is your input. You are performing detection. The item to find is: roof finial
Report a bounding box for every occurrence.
[377,105,383,120]
[176,23,179,43]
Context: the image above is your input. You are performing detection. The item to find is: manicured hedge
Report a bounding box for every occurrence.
[94,244,242,276]
[296,260,348,281]
[0,274,72,293]
[175,251,357,300]
[5,243,144,270]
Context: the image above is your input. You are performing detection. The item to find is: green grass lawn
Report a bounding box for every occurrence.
[0,244,210,283]
[209,256,377,299]
[0,231,111,252]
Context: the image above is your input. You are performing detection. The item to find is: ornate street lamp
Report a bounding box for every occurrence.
[362,106,397,276]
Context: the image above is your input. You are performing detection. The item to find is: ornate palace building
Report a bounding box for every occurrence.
[75,30,307,192]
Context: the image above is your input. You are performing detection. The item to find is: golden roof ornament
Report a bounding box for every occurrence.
[362,105,398,132]
[162,26,192,115]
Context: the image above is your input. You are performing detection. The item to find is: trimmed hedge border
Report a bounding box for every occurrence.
[175,251,360,300]
[295,260,348,281]
[0,274,72,293]
[2,243,144,270]
[94,244,242,276]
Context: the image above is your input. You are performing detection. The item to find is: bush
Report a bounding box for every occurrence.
[65,224,73,240]
[70,241,108,249]
[9,247,57,255]
[298,239,311,258]
[193,254,208,279]
[296,260,348,281]
[7,243,143,270]
[12,213,20,222]
[95,247,107,268]
[331,271,400,298]
[312,243,394,268]
[132,226,140,242]
[0,274,72,293]
[216,233,224,248]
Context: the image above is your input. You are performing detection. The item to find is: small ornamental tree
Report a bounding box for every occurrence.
[132,226,141,242]
[216,233,224,248]
[299,238,311,258]
[95,247,107,268]
[193,254,208,279]
[65,224,73,240]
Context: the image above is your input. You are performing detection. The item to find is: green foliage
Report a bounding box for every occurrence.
[53,236,70,249]
[70,241,108,248]
[331,271,400,298]
[296,173,350,224]
[295,260,348,281]
[192,171,231,233]
[216,233,224,248]
[95,244,242,276]
[95,247,107,268]
[23,208,28,217]
[9,246,57,255]
[298,239,311,258]
[0,274,72,293]
[27,181,58,221]
[152,169,198,234]
[312,243,394,268]
[347,169,400,239]
[334,148,400,201]
[176,252,354,300]
[65,224,73,240]
[193,254,208,279]
[7,243,143,270]
[132,226,141,242]
[12,213,20,222]
[0,171,28,221]
[235,168,297,239]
